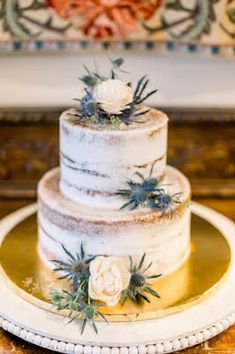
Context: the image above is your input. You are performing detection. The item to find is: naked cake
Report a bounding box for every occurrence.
[37,58,191,332]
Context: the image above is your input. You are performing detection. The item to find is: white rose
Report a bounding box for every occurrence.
[88,256,130,306]
[94,79,133,115]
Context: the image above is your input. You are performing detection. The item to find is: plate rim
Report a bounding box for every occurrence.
[0,201,235,353]
[0,205,231,323]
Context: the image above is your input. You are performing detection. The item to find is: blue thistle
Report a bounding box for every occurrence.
[117,177,161,210]
[148,191,182,218]
[80,90,97,117]
[117,164,182,217]
[51,288,108,335]
[80,297,108,334]
[73,58,158,127]
[51,243,94,292]
[121,253,161,305]
[50,243,109,335]
[117,164,162,210]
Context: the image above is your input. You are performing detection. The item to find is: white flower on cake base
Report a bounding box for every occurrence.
[94,79,133,115]
[88,256,131,306]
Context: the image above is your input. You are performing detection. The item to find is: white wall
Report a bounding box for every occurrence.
[0,52,235,108]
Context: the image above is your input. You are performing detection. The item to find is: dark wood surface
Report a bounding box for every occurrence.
[0,197,235,354]
[0,108,235,199]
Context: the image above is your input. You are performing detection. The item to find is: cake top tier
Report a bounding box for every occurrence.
[60,108,168,209]
[71,57,159,130]
[59,58,168,209]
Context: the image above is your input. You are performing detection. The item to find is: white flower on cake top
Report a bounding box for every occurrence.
[94,79,133,115]
[88,256,131,306]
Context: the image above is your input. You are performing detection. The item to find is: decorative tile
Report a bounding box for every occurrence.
[0,0,235,54]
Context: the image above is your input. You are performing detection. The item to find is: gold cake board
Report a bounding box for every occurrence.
[0,203,231,321]
[0,202,235,354]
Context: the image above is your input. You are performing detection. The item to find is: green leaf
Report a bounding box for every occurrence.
[92,73,100,79]
[117,189,129,195]
[144,286,161,298]
[129,256,133,272]
[63,290,72,296]
[147,274,162,279]
[68,314,77,324]
[111,57,124,68]
[111,69,115,79]
[58,274,70,280]
[92,320,98,334]
[98,311,109,324]
[80,243,85,260]
[62,244,76,262]
[135,172,145,181]
[137,253,146,271]
[142,261,152,273]
[83,64,92,75]
[138,78,149,99]
[120,200,135,210]
[130,203,138,211]
[80,75,97,87]
[81,318,87,334]
[51,259,70,266]
[137,89,158,104]
[121,288,129,305]
[134,76,147,98]
[52,266,66,272]
[134,109,150,117]
[137,291,150,303]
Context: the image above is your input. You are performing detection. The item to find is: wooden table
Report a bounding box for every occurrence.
[0,198,235,354]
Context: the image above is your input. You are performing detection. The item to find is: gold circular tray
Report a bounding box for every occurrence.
[0,212,231,322]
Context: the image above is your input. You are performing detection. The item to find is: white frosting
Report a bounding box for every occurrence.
[38,166,191,276]
[59,108,168,209]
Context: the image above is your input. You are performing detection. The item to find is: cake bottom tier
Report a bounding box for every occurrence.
[37,166,191,276]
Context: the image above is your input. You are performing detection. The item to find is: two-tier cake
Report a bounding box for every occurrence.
[37,58,191,332]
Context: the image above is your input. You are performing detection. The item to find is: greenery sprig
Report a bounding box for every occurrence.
[51,288,107,334]
[80,58,125,87]
[117,164,182,217]
[121,253,161,304]
[51,244,163,334]
[133,75,158,105]
[51,244,108,334]
[73,58,158,128]
[51,243,94,292]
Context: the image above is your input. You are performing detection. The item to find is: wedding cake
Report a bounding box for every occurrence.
[37,58,191,332]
